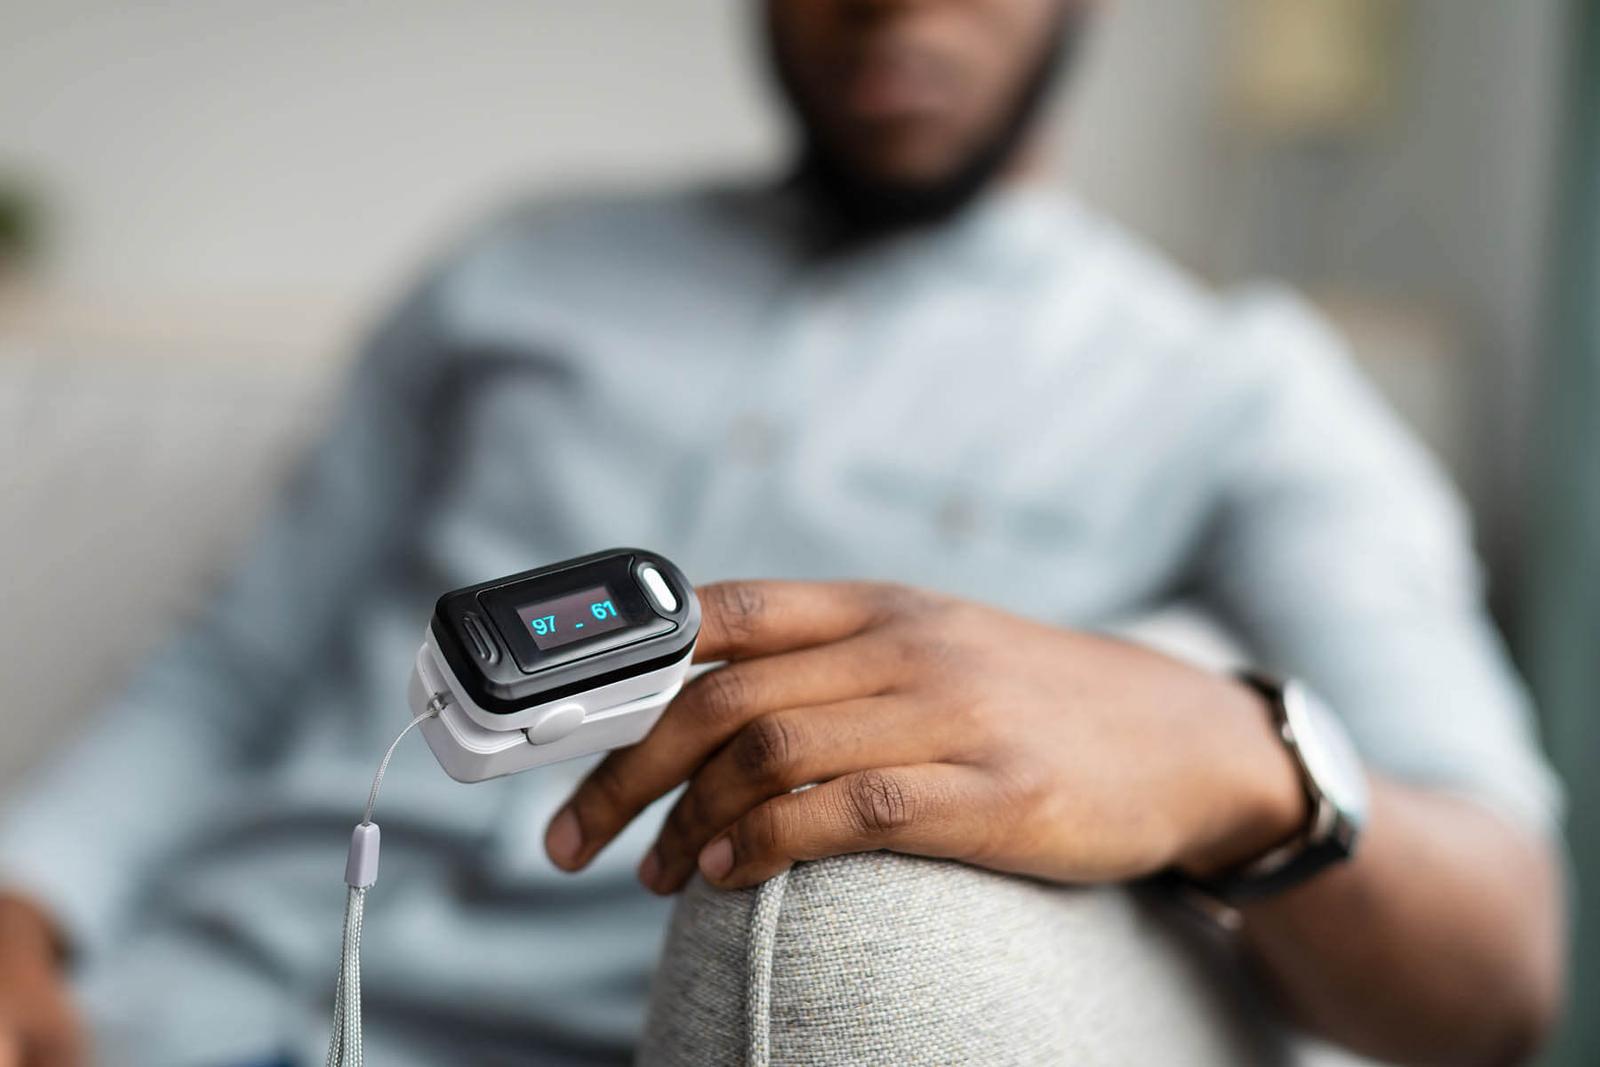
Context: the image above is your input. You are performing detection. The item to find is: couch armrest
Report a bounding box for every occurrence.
[641,851,1299,1066]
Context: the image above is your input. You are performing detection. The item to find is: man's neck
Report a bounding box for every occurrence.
[788,132,1056,252]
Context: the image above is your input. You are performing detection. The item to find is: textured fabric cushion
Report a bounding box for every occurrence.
[641,852,1383,1067]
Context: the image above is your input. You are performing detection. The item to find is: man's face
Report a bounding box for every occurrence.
[765,0,1072,191]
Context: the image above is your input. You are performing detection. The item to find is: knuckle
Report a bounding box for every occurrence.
[844,770,915,836]
[994,760,1051,821]
[952,677,1002,717]
[938,692,985,742]
[869,581,933,621]
[884,621,968,678]
[737,804,785,862]
[876,626,928,672]
[733,714,802,787]
[705,581,766,642]
[913,630,968,672]
[694,667,754,724]
[580,759,631,821]
[664,784,707,841]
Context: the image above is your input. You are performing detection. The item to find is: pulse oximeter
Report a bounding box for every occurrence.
[406,547,700,782]
[329,548,701,1064]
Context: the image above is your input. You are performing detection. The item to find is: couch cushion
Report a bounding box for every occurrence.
[0,346,331,785]
[642,851,1385,1066]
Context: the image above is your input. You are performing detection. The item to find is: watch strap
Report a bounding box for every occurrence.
[1195,673,1359,903]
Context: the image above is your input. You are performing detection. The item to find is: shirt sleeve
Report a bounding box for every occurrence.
[1195,288,1563,835]
[0,278,446,958]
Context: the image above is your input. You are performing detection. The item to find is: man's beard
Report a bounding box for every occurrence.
[778,10,1082,241]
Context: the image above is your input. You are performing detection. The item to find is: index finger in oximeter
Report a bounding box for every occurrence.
[408,548,699,782]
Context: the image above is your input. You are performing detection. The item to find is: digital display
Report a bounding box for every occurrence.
[515,585,631,650]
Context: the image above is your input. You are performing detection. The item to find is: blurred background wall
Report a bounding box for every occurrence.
[0,0,1592,1060]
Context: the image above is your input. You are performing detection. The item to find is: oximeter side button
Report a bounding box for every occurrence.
[524,703,586,745]
[638,565,678,613]
[460,613,500,665]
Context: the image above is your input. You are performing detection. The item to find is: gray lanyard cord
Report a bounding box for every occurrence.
[325,696,447,1067]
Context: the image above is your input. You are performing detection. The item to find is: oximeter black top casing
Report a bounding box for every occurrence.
[431,548,699,715]
[409,548,700,782]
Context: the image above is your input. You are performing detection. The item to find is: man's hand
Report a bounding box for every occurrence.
[0,894,82,1067]
[545,580,1305,894]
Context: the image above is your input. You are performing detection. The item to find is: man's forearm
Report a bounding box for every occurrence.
[1236,779,1565,1066]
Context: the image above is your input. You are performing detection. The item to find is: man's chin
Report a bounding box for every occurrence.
[793,143,1006,238]
[843,153,976,195]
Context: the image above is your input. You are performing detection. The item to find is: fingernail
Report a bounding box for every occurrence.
[546,808,582,868]
[638,848,662,891]
[699,836,734,882]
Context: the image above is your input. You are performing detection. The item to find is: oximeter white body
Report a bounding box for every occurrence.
[406,548,699,782]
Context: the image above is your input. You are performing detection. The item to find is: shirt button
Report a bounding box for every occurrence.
[727,413,780,466]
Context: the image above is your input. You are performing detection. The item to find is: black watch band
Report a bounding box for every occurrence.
[1196,673,1364,904]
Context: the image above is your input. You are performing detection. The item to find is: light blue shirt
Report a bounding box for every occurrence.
[0,184,1561,1066]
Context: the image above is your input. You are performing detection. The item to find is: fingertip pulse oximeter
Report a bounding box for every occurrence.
[330,549,699,1062]
[408,548,700,782]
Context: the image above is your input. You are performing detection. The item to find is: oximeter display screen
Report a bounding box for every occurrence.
[516,585,631,650]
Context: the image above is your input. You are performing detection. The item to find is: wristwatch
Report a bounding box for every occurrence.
[1200,673,1370,902]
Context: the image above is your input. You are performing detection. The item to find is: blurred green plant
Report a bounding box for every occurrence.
[0,177,43,270]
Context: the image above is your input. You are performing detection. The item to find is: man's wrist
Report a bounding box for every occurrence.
[1173,676,1308,880]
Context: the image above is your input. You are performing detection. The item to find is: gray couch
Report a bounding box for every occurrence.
[641,853,1385,1066]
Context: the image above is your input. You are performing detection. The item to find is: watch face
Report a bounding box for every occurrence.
[1283,682,1371,831]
